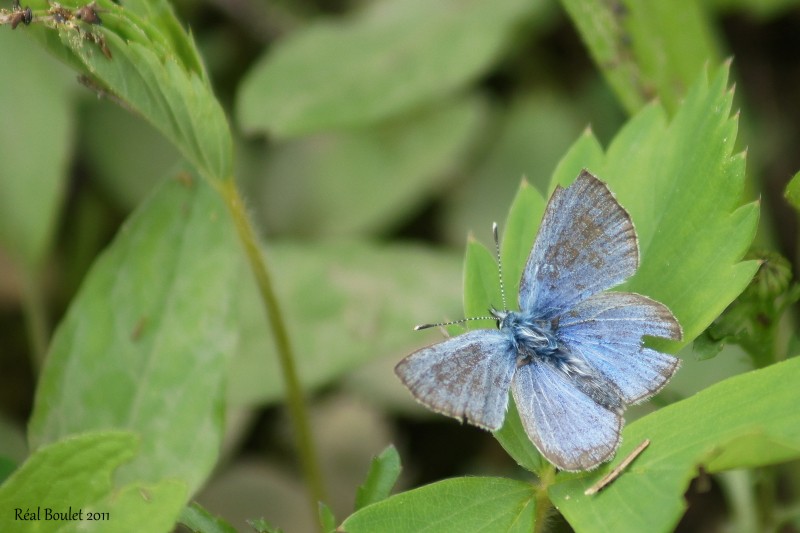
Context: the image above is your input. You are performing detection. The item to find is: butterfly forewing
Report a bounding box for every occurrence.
[395,329,516,431]
[558,291,682,404]
[512,358,623,471]
[519,170,639,319]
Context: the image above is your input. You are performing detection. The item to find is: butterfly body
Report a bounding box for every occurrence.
[494,307,626,415]
[397,170,682,471]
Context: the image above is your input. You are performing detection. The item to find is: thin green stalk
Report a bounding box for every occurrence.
[718,470,758,533]
[21,268,49,372]
[219,178,326,522]
[534,464,556,532]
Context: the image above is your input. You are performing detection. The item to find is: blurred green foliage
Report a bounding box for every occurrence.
[1,0,800,531]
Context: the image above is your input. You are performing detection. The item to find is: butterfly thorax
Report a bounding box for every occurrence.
[492,308,625,414]
[492,309,559,358]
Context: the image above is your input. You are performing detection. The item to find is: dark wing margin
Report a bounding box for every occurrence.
[396,329,516,431]
[518,170,639,319]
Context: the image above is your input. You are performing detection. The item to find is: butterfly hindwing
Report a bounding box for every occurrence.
[519,170,639,319]
[558,291,682,404]
[395,329,516,431]
[512,357,623,471]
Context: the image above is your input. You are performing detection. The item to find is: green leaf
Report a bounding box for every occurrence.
[318,502,337,533]
[247,518,284,533]
[561,0,721,114]
[550,355,800,533]
[462,237,501,326]
[492,399,545,474]
[0,431,186,533]
[341,477,536,532]
[354,445,402,511]
[603,65,758,346]
[28,174,240,494]
[26,0,232,182]
[544,63,758,347]
[112,0,209,78]
[228,241,462,406]
[237,0,534,137]
[784,170,800,211]
[255,97,483,237]
[179,502,238,533]
[0,28,73,268]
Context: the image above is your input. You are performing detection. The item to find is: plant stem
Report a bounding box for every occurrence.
[21,269,49,372]
[218,178,326,522]
[534,464,556,533]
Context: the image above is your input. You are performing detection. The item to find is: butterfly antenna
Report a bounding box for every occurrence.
[414,316,495,331]
[493,222,508,311]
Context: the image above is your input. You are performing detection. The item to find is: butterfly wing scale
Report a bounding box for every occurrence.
[519,170,639,319]
[395,329,516,431]
[558,291,682,404]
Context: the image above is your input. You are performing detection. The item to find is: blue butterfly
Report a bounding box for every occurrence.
[396,170,682,471]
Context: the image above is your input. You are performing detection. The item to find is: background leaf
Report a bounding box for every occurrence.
[341,477,536,533]
[550,355,800,532]
[179,502,239,533]
[560,0,721,114]
[26,0,232,182]
[0,431,186,533]
[253,97,483,237]
[0,29,73,269]
[441,92,586,246]
[236,0,535,137]
[228,241,462,406]
[28,174,240,494]
[354,445,402,511]
[80,100,180,211]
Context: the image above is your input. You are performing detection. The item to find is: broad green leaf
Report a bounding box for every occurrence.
[0,431,186,533]
[354,445,402,510]
[550,356,800,533]
[545,63,758,346]
[25,0,232,182]
[561,0,720,114]
[458,64,757,475]
[255,98,483,237]
[28,174,240,494]
[0,28,73,268]
[237,0,535,137]
[341,477,536,533]
[228,241,462,406]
